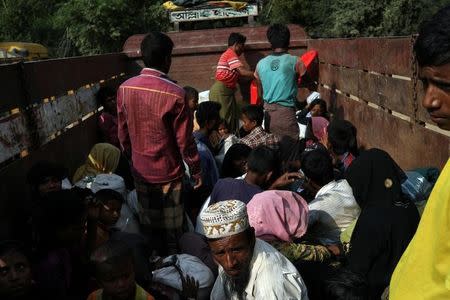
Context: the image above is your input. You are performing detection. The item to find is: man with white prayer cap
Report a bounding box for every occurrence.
[200,200,309,300]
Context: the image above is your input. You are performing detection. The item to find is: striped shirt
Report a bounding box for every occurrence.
[117,68,201,183]
[307,179,360,245]
[215,48,243,89]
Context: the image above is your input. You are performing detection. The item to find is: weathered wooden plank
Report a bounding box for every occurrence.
[309,37,412,76]
[0,113,99,238]
[32,84,99,143]
[0,113,31,164]
[0,63,25,113]
[319,63,413,117]
[320,87,449,170]
[22,53,128,103]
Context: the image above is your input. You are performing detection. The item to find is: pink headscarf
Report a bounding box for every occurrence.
[247,190,309,242]
[311,116,329,141]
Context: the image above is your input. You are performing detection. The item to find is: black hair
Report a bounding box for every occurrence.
[301,149,334,186]
[414,5,450,67]
[247,146,277,175]
[0,240,28,259]
[196,101,221,128]
[242,105,264,126]
[327,119,359,156]
[183,86,199,100]
[221,143,252,178]
[228,32,246,47]
[309,99,330,120]
[325,269,369,300]
[96,86,116,107]
[35,190,86,253]
[267,24,290,49]
[90,240,134,273]
[40,190,86,229]
[27,161,67,186]
[95,189,124,205]
[141,32,174,70]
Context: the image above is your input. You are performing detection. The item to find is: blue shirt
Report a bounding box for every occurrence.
[194,136,219,189]
[256,53,299,107]
[209,178,262,205]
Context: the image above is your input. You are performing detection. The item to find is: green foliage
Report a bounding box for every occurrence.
[261,0,450,38]
[1,0,449,55]
[0,0,64,49]
[0,0,169,56]
[55,0,169,55]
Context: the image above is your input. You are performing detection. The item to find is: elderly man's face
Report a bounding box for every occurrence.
[209,230,254,279]
[419,63,450,130]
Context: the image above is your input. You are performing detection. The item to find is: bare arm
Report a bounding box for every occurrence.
[237,66,255,79]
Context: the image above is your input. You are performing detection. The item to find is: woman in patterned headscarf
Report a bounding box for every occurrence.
[73,143,121,183]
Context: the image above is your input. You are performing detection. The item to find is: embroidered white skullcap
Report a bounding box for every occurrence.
[200,200,249,239]
[306,91,321,105]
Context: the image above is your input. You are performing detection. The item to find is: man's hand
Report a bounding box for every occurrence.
[326,244,342,256]
[193,176,203,190]
[269,172,302,189]
[238,67,255,79]
[181,274,199,299]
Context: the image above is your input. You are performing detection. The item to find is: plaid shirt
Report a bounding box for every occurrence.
[117,68,201,183]
[239,126,279,149]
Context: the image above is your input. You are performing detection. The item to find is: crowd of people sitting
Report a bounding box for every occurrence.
[1,5,450,300]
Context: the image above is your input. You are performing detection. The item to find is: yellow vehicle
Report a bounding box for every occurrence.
[0,42,49,62]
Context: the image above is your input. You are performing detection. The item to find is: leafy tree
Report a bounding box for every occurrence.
[0,0,64,51]
[261,0,450,38]
[54,0,169,55]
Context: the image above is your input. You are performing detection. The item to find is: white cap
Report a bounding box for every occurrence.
[90,174,127,199]
[306,91,321,105]
[200,200,249,239]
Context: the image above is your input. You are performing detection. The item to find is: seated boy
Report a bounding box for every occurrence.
[193,102,221,190]
[239,105,279,149]
[86,189,124,251]
[325,119,358,173]
[88,240,155,300]
[301,149,360,245]
[86,188,153,289]
[210,145,301,205]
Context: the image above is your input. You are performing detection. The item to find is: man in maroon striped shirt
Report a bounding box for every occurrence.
[117,32,202,255]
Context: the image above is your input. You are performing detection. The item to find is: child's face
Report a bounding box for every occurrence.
[99,199,122,227]
[188,97,198,111]
[0,251,33,298]
[241,114,257,133]
[218,123,229,137]
[310,104,323,117]
[98,259,135,300]
[37,176,62,196]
